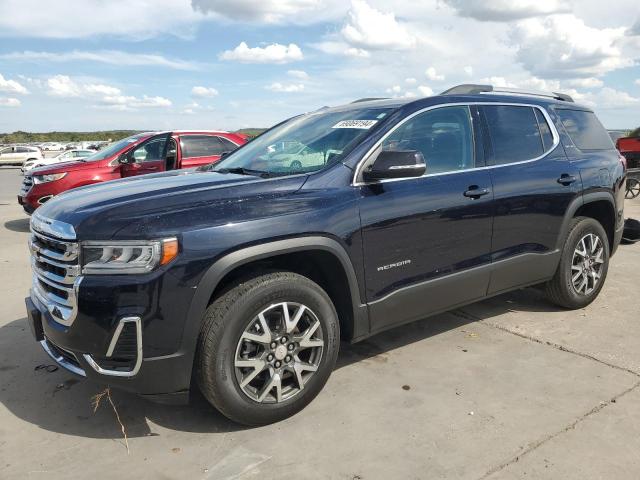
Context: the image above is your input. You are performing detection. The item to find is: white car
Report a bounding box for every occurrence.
[0,146,44,166]
[42,142,65,151]
[21,149,95,172]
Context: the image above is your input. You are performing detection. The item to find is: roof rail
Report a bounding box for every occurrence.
[351,97,389,103]
[440,84,574,103]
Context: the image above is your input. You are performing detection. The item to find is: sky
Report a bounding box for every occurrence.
[0,0,638,132]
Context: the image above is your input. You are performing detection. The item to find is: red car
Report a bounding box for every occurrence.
[616,133,640,199]
[18,130,247,213]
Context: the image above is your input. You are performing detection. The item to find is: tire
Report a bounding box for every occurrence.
[545,216,609,309]
[196,271,340,426]
[290,160,302,170]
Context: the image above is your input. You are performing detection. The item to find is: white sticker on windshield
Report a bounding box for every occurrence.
[332,120,378,130]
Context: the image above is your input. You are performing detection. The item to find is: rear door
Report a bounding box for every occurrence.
[178,134,227,168]
[121,134,170,177]
[479,103,581,294]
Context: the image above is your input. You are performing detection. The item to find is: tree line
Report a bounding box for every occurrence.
[1,128,267,144]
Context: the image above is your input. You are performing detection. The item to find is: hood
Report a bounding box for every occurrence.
[37,169,308,240]
[30,158,109,175]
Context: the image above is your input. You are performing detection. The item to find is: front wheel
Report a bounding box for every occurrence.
[196,271,340,426]
[545,217,609,309]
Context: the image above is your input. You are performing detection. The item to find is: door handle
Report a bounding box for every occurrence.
[557,174,577,185]
[463,186,491,199]
[147,166,158,170]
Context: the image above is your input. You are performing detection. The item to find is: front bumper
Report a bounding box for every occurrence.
[26,267,198,401]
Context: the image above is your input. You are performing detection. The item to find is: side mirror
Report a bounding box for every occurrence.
[117,153,131,164]
[220,151,231,159]
[363,150,426,182]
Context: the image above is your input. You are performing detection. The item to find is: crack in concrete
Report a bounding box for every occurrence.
[448,308,640,479]
[451,309,640,378]
[477,380,640,479]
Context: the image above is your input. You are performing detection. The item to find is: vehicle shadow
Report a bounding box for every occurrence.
[4,217,30,233]
[0,288,559,439]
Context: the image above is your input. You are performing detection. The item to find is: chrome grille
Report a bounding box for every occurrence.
[29,226,81,326]
[19,175,33,197]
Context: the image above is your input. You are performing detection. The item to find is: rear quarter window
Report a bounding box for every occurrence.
[556,109,614,151]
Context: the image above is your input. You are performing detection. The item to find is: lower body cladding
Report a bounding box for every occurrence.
[26,270,199,404]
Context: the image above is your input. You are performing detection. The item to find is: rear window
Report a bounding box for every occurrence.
[483,105,544,164]
[556,109,614,151]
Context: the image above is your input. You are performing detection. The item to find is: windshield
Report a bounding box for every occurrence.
[84,133,150,161]
[212,107,393,176]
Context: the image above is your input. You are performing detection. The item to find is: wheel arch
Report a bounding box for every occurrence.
[183,236,367,356]
[557,192,616,252]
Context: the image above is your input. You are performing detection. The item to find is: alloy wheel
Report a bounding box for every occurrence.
[234,302,324,403]
[571,233,605,296]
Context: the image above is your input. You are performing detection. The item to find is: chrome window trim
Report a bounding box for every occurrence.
[352,102,560,186]
[84,316,143,378]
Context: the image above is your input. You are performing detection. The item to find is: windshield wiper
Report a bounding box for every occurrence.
[212,167,273,178]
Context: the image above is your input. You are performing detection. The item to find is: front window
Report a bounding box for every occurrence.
[212,107,393,176]
[84,133,150,161]
[131,137,167,162]
[382,106,475,174]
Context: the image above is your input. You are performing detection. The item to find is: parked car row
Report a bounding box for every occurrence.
[24,84,627,426]
[17,130,247,213]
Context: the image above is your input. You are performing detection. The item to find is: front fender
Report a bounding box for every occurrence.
[178,236,367,370]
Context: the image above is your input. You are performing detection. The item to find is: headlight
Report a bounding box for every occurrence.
[33,173,67,184]
[81,238,178,274]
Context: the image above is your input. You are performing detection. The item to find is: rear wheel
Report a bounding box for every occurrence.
[626,178,640,199]
[196,271,340,425]
[545,217,609,309]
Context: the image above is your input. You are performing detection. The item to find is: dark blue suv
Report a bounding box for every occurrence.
[25,84,626,425]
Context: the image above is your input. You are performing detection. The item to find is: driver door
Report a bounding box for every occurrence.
[121,134,170,177]
[358,105,495,333]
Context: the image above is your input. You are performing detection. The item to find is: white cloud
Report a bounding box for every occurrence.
[0,73,28,94]
[589,87,640,109]
[566,78,604,89]
[0,50,199,70]
[511,14,632,78]
[84,84,122,96]
[635,79,640,86]
[310,41,370,58]
[219,42,303,64]
[405,77,417,85]
[287,70,309,80]
[0,0,203,39]
[385,85,417,98]
[265,82,305,93]
[45,75,171,110]
[0,97,20,107]
[418,85,434,96]
[425,67,445,82]
[341,0,416,51]
[443,0,570,21]
[463,66,473,76]
[47,75,83,97]
[191,86,219,97]
[101,95,172,108]
[192,0,344,24]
